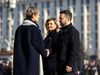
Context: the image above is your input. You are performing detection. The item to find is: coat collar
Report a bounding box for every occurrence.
[60,23,73,30]
[22,19,38,27]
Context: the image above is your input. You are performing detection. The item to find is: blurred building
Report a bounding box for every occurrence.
[0,0,100,60]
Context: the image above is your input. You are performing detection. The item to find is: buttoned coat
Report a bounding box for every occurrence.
[55,23,81,75]
[43,31,58,72]
[13,19,47,75]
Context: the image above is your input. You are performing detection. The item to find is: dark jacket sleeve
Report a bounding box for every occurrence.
[68,29,80,71]
[31,26,47,57]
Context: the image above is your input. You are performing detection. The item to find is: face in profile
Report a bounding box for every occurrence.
[46,20,57,31]
[59,13,69,26]
[32,12,40,22]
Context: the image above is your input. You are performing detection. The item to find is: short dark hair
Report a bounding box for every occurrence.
[26,7,39,19]
[60,10,72,20]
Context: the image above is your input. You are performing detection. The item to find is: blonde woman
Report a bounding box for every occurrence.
[43,18,60,75]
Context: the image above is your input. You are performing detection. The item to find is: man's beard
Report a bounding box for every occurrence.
[60,22,64,27]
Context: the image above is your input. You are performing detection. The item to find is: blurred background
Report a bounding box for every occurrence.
[0,0,100,75]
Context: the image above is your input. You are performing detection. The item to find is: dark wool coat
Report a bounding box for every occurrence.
[55,23,81,75]
[43,31,58,72]
[13,19,47,75]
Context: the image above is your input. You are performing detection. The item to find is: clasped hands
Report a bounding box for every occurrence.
[46,49,50,56]
[65,66,72,72]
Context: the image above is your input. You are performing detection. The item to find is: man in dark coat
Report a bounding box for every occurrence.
[13,7,49,75]
[55,10,81,75]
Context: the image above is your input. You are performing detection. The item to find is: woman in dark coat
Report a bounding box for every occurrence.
[43,18,60,75]
[13,7,49,75]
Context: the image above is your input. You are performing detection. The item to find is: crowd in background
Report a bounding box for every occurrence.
[0,59,12,75]
[82,59,100,75]
[0,58,100,75]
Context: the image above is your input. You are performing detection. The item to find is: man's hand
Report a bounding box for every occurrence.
[65,66,72,72]
[46,49,50,56]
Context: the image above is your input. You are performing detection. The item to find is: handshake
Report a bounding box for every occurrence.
[46,49,51,57]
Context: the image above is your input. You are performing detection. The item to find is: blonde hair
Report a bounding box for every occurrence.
[45,18,59,30]
[26,7,39,19]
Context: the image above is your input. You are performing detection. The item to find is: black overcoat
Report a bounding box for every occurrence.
[13,19,47,75]
[55,23,81,75]
[43,31,58,72]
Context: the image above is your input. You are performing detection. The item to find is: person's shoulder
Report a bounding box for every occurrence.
[70,25,79,32]
[31,25,38,28]
[30,25,41,34]
[15,25,22,32]
[73,27,79,32]
[30,25,40,32]
[69,25,79,35]
[72,28,79,35]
